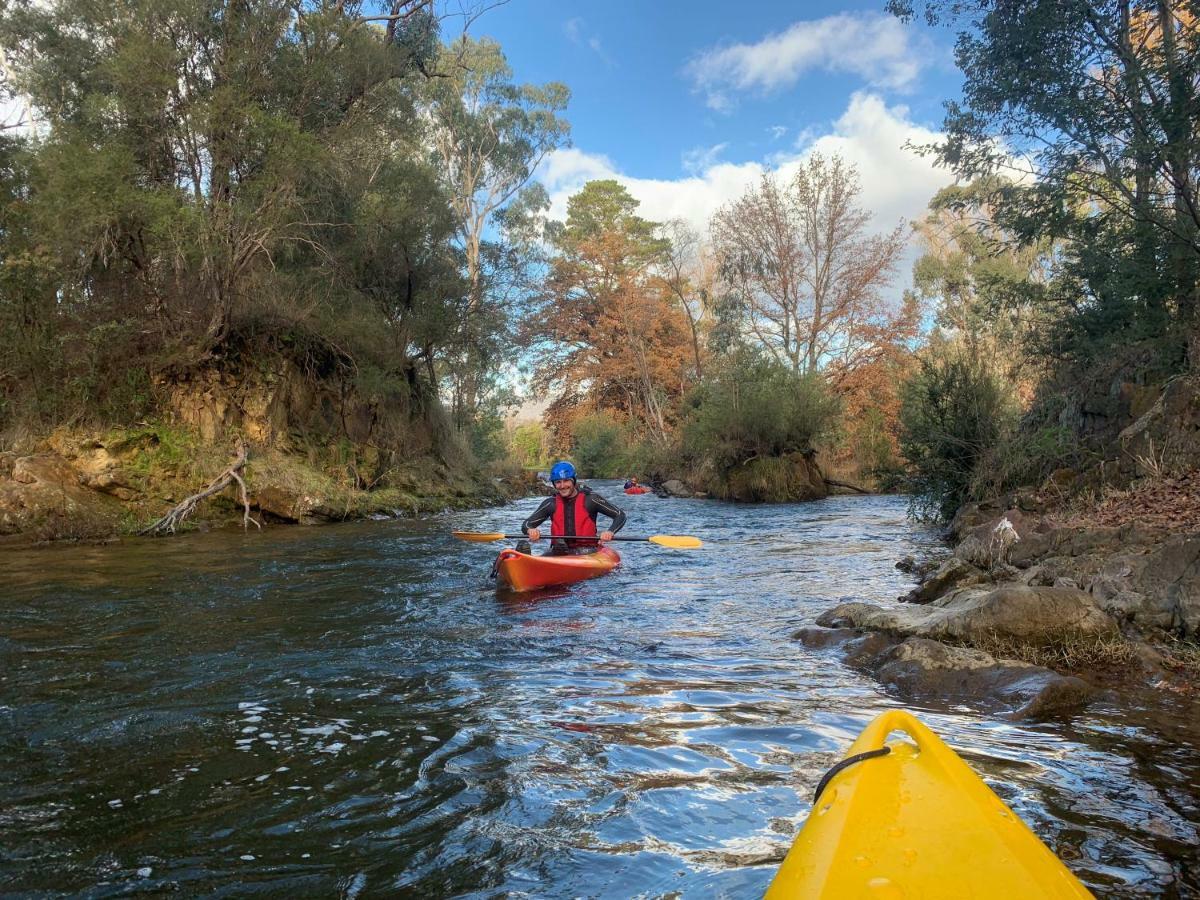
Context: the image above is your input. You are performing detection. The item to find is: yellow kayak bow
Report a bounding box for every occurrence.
[768,709,1094,899]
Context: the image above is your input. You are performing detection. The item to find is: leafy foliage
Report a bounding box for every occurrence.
[529,180,693,447]
[570,411,624,478]
[889,0,1199,371]
[422,37,569,431]
[505,420,548,469]
[899,346,1018,521]
[0,0,563,469]
[681,350,841,474]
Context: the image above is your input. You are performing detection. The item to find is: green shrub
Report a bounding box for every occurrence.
[716,453,824,502]
[506,420,548,469]
[682,351,841,472]
[975,424,1088,500]
[613,434,677,483]
[466,413,507,465]
[899,349,1018,522]
[571,411,623,477]
[853,407,903,479]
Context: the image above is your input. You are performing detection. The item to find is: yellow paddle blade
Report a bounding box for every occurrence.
[648,535,702,549]
[452,531,506,542]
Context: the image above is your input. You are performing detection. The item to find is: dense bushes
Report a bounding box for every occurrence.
[678,352,840,496]
[898,349,1017,521]
[682,353,840,468]
[505,421,548,470]
[570,412,624,477]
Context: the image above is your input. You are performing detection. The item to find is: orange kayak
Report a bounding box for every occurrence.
[624,486,651,494]
[494,546,620,591]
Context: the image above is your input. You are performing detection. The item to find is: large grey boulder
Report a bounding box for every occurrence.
[252,485,343,524]
[818,584,1117,645]
[659,479,691,498]
[1016,535,1200,636]
[877,638,1096,720]
[1125,535,1200,635]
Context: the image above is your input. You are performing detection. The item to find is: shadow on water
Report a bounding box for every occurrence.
[1,482,1197,897]
[494,584,578,612]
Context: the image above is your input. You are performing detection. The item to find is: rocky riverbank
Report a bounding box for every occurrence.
[796,492,1200,721]
[798,375,1200,720]
[0,425,534,545]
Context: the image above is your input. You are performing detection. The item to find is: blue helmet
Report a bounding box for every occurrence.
[550,460,577,482]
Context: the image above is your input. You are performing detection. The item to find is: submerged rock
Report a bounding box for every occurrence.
[795,628,1096,720]
[876,638,1096,720]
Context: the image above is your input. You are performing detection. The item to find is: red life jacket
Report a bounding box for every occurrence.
[551,490,597,547]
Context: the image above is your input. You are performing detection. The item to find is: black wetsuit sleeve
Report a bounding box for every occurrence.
[521,497,556,532]
[585,494,626,534]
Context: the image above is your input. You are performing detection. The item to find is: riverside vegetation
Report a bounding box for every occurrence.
[798,0,1200,711]
[1,3,1199,691]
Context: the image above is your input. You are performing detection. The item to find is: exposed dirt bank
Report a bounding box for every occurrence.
[0,425,535,545]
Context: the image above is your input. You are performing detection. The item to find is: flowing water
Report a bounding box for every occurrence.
[1,483,1197,897]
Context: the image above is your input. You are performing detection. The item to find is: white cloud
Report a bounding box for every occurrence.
[563,17,613,66]
[767,125,787,141]
[799,92,945,234]
[537,93,953,297]
[588,36,615,67]
[538,147,620,199]
[537,147,764,234]
[686,13,928,111]
[681,142,728,175]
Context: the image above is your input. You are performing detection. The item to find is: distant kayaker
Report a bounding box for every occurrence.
[520,460,626,555]
[623,476,639,489]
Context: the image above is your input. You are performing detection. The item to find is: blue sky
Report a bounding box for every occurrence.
[457,0,968,292]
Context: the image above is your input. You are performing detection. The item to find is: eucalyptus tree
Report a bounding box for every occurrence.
[0,0,478,429]
[912,178,1058,378]
[888,0,1200,370]
[421,36,569,430]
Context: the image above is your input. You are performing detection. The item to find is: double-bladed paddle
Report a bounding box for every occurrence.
[452,531,702,549]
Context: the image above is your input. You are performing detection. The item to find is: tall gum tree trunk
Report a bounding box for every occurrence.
[1156,1,1200,340]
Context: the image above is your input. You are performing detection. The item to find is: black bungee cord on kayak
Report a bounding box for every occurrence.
[811,747,891,804]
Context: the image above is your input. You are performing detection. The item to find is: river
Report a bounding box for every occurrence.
[1,483,1197,897]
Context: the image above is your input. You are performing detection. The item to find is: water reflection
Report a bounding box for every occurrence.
[1,487,1196,897]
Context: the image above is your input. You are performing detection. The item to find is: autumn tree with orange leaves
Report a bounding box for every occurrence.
[526,180,694,449]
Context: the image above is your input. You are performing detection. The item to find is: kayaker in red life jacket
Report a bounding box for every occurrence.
[623,476,638,489]
[521,461,626,555]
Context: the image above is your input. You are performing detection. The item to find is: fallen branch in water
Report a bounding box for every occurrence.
[139,439,260,536]
[824,478,870,494]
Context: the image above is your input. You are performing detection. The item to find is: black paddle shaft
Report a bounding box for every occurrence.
[502,534,649,542]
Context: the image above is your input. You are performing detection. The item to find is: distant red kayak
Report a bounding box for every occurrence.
[624,486,650,494]
[494,546,620,592]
